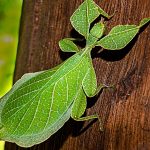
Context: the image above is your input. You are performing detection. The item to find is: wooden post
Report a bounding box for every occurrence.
[5,0,150,149]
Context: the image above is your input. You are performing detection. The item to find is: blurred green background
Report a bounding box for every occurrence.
[0,0,22,149]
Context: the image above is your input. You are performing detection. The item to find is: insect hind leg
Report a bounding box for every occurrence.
[72,114,104,131]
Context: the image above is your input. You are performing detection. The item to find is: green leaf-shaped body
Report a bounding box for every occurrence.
[0,51,95,147]
[0,0,149,148]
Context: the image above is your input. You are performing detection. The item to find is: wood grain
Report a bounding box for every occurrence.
[5,0,150,149]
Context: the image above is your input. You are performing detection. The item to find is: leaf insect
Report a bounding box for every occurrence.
[0,0,149,147]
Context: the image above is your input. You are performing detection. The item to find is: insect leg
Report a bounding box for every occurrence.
[72,113,104,131]
[88,83,113,97]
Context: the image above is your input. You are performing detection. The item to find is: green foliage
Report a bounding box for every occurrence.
[0,0,22,97]
[0,0,149,148]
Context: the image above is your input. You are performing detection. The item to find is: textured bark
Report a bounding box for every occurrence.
[5,0,150,149]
